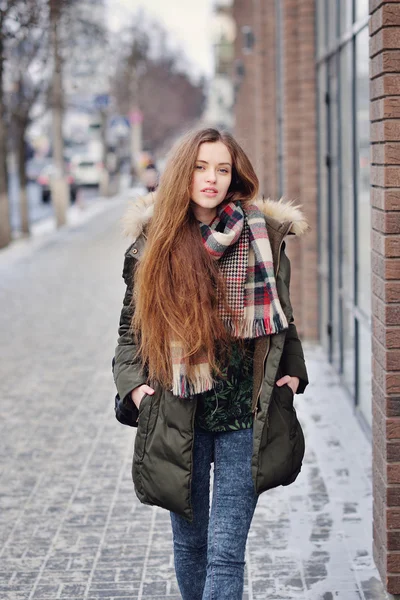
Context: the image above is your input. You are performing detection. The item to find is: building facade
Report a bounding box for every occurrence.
[232,0,400,594]
[204,0,236,130]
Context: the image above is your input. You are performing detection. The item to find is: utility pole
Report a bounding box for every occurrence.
[99,108,108,196]
[128,49,143,182]
[17,113,30,235]
[15,40,30,236]
[49,0,69,227]
[129,107,143,178]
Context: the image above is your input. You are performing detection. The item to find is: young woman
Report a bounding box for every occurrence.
[113,128,309,600]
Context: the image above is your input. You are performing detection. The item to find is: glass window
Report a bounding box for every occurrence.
[341,0,353,34]
[358,321,372,426]
[355,27,371,318]
[328,0,338,48]
[328,56,341,369]
[316,3,371,424]
[340,42,354,303]
[339,41,356,394]
[343,305,356,396]
[317,0,326,56]
[318,63,329,353]
[356,0,369,22]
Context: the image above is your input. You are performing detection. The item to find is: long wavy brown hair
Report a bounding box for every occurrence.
[132,128,259,389]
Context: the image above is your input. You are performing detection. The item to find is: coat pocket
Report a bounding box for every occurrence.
[282,412,305,486]
[257,384,305,491]
[275,385,305,485]
[134,394,153,462]
[279,384,297,440]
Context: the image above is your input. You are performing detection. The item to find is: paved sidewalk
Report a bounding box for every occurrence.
[0,200,388,600]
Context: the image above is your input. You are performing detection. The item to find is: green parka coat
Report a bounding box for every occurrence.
[113,195,309,521]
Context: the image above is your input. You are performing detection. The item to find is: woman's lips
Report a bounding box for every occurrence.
[201,188,218,196]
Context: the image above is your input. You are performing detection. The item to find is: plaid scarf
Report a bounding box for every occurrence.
[172,201,288,397]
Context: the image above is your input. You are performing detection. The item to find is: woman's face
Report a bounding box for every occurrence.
[191,141,232,224]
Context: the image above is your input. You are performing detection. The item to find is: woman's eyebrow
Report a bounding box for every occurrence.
[197,160,232,166]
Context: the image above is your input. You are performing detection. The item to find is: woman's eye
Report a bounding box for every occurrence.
[195,165,204,170]
[219,169,229,174]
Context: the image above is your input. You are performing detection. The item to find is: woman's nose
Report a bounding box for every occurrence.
[206,170,217,182]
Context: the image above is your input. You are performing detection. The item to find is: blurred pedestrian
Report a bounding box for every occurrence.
[141,161,159,193]
[113,128,309,600]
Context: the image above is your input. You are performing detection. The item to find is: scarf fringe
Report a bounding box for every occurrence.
[172,370,214,397]
[222,313,288,338]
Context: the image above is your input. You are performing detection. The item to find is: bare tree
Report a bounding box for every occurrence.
[7,3,49,234]
[138,63,206,151]
[0,0,41,246]
[48,0,107,225]
[48,0,69,227]
[0,3,13,248]
[49,0,108,222]
[0,0,108,242]
[111,18,206,155]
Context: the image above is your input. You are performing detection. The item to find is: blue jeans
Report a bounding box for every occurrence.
[170,428,258,600]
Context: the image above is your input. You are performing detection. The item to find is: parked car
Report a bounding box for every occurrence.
[69,155,103,186]
[37,162,77,204]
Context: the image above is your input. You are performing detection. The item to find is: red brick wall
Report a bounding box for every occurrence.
[232,0,257,164]
[261,0,279,198]
[297,0,318,338]
[282,0,302,331]
[252,0,266,189]
[232,0,318,340]
[370,0,400,592]
[233,0,400,594]
[232,0,278,197]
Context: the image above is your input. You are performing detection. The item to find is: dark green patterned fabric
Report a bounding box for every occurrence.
[194,340,255,432]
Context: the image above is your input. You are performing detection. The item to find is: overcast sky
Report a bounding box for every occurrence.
[107,0,215,78]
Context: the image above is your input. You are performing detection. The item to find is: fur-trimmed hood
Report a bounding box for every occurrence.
[122,193,309,242]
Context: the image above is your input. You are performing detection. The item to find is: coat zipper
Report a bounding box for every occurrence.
[252,337,270,414]
[251,222,292,415]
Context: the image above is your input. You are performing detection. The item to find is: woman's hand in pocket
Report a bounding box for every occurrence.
[130,384,155,410]
[276,375,299,395]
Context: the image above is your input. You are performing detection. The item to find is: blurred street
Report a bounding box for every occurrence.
[0,198,389,600]
[8,177,52,230]
[8,174,104,233]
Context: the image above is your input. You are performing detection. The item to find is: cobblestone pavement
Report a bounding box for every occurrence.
[0,199,389,600]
